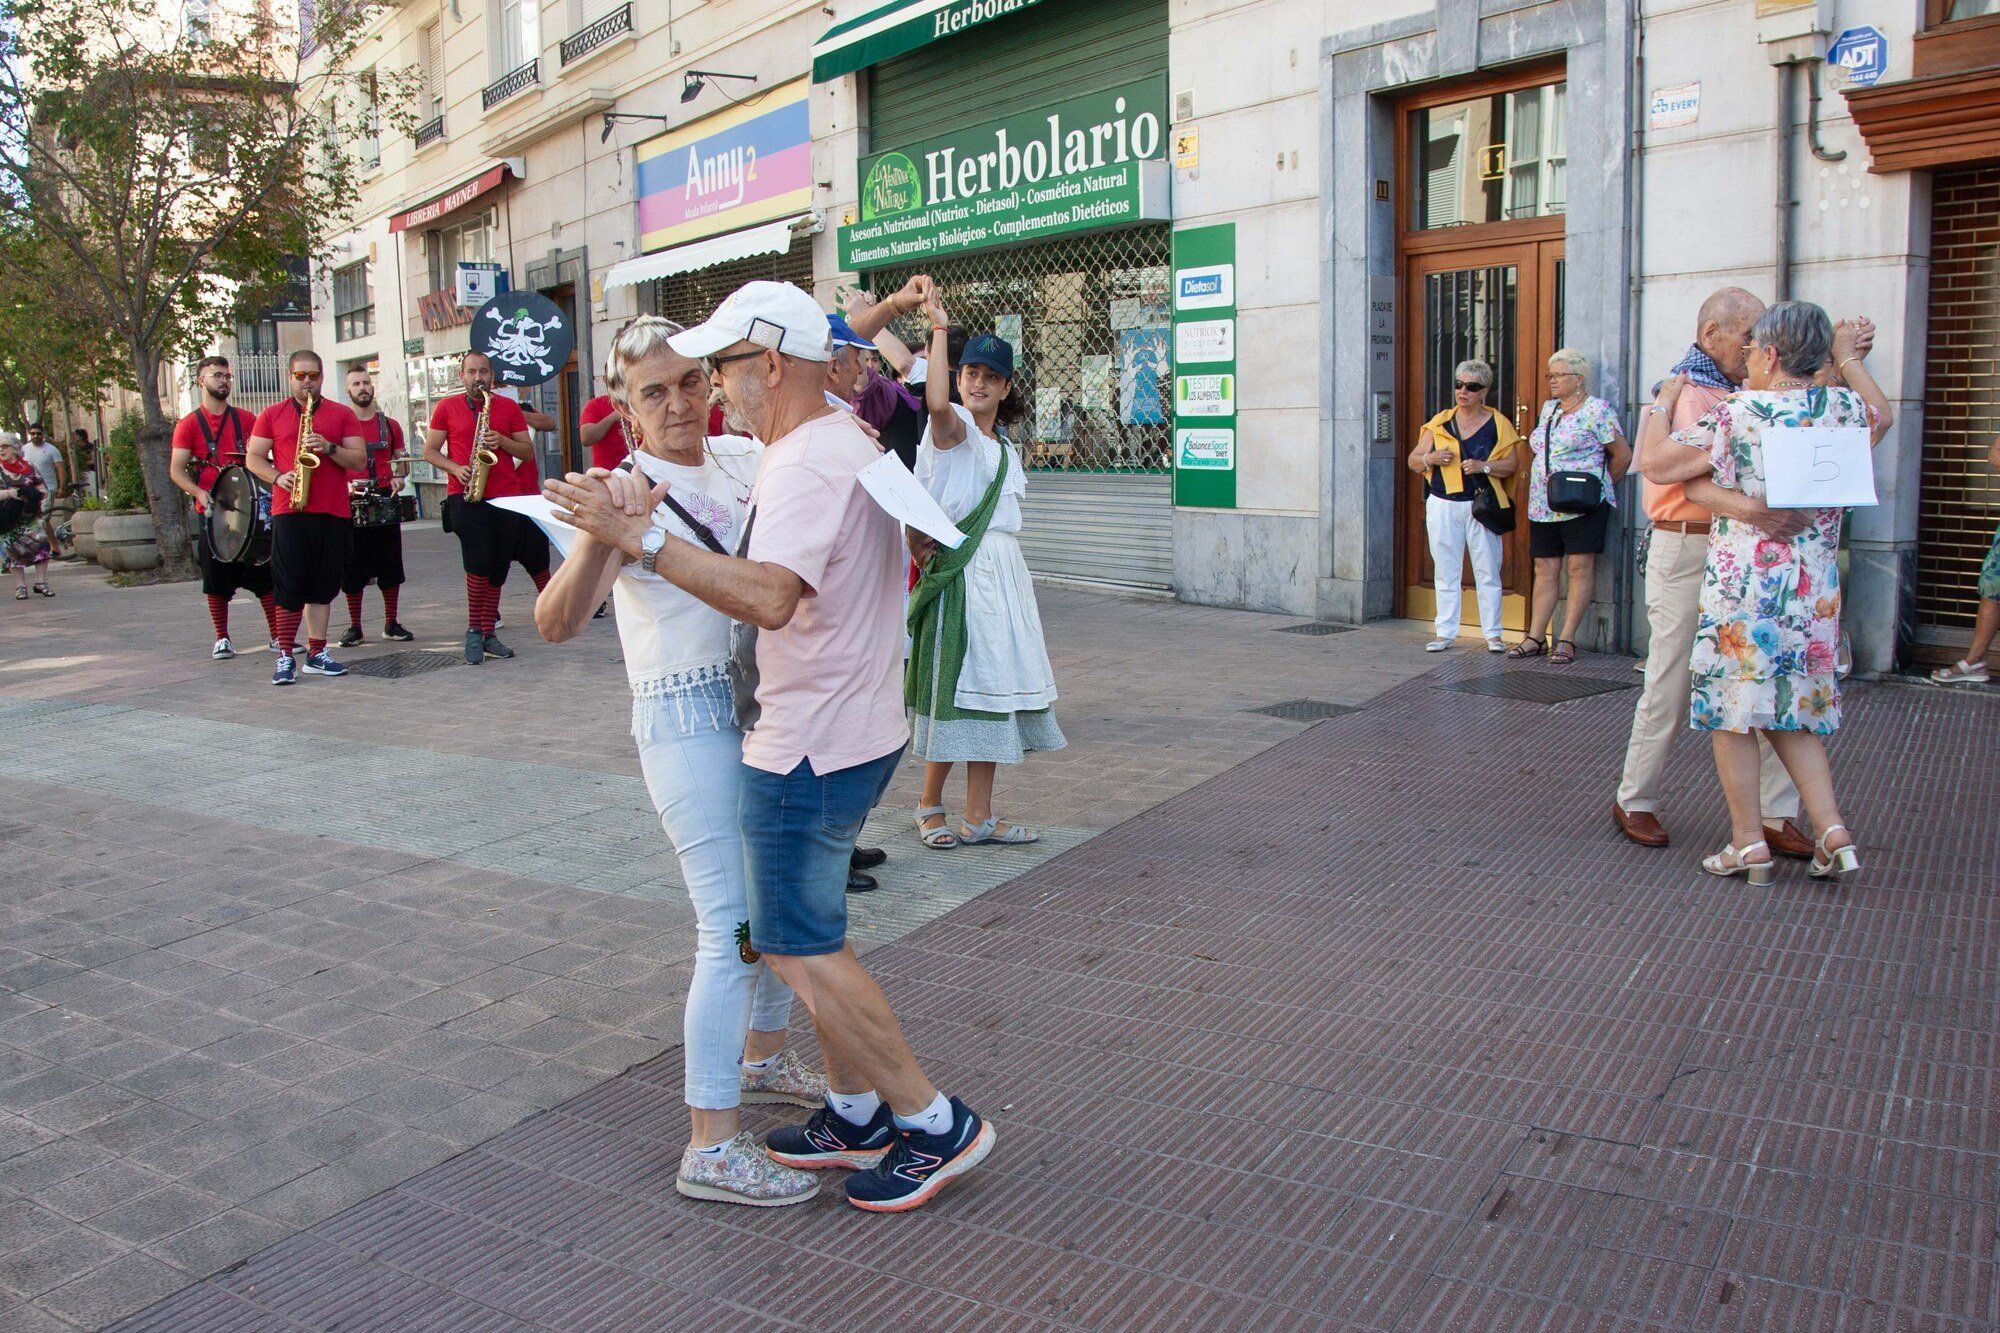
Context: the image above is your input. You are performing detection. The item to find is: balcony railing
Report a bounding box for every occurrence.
[482,58,539,111]
[561,3,632,67]
[413,114,445,148]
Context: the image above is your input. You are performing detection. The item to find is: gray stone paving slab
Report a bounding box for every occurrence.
[1,536,1437,1327]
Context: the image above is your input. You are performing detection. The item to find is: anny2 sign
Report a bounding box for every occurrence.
[838,79,1171,270]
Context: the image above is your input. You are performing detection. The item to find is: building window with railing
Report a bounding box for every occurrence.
[333,261,374,343]
[561,0,631,65]
[355,70,380,170]
[496,0,540,78]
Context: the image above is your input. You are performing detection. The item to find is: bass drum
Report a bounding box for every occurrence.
[206,464,271,566]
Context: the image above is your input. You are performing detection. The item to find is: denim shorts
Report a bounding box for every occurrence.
[740,744,904,956]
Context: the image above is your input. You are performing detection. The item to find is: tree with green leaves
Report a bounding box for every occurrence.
[0,0,388,577]
[0,221,130,474]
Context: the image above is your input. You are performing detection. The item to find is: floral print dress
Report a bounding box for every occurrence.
[1673,386,1877,735]
[1526,395,1623,524]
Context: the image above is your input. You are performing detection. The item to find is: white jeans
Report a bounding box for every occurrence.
[633,675,794,1110]
[1427,494,1505,639]
[1616,528,1800,819]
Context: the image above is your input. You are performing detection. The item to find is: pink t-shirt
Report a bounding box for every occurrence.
[742,410,908,776]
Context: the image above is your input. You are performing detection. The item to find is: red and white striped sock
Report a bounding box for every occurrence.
[259,592,281,639]
[478,581,503,633]
[529,569,550,593]
[307,638,326,657]
[206,595,230,640]
[464,574,485,632]
[274,607,302,656]
[344,591,365,629]
[381,586,400,625]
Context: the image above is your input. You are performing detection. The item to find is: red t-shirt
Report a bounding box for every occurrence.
[580,395,628,471]
[354,413,404,487]
[428,392,535,498]
[172,406,257,490]
[253,398,361,518]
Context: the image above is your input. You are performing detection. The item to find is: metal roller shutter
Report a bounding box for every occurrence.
[647,244,814,331]
[1019,472,1173,588]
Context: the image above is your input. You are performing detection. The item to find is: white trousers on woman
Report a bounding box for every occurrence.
[1427,494,1505,640]
[634,678,794,1110]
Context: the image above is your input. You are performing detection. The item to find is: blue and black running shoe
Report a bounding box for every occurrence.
[764,1102,895,1171]
[843,1098,995,1213]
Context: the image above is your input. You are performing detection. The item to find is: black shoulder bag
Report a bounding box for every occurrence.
[1539,402,1604,514]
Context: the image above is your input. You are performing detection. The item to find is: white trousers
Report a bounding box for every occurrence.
[1616,528,1801,819]
[1426,494,1505,639]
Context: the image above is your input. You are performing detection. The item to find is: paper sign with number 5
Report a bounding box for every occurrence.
[1761,426,1879,509]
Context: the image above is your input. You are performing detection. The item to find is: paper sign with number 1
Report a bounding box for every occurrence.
[1760,426,1878,509]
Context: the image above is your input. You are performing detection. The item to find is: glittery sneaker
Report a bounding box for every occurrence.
[674,1132,818,1207]
[740,1050,828,1108]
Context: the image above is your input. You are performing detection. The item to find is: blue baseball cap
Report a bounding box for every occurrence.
[960,334,1014,380]
[826,314,872,351]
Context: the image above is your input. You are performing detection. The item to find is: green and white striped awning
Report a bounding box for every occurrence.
[811,0,1051,82]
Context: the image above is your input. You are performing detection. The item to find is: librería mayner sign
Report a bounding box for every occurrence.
[838,79,1169,269]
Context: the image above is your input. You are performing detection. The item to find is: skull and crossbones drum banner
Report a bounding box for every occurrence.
[470,291,576,388]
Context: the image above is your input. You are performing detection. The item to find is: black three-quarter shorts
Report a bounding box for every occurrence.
[1529,503,1612,559]
[443,495,549,586]
[342,522,406,594]
[198,542,273,600]
[271,512,349,610]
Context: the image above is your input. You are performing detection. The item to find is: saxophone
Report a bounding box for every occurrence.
[289,394,321,509]
[465,391,498,503]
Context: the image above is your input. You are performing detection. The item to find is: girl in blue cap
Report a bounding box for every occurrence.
[905,279,1064,848]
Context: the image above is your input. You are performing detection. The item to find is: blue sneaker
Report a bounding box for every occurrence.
[764,1102,894,1171]
[301,650,347,677]
[271,654,297,686]
[843,1098,994,1213]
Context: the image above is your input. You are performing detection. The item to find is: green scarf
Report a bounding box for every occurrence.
[905,447,1011,724]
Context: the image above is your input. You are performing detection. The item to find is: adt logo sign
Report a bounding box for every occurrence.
[1828,26,1888,88]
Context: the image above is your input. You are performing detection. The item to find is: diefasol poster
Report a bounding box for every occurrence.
[1119,328,1169,427]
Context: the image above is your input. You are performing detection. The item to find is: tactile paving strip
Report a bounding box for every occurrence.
[114,661,2000,1330]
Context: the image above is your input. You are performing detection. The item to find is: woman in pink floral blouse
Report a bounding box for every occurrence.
[1639,301,1892,886]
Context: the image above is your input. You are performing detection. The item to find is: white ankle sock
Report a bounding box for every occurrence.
[827,1088,880,1126]
[691,1137,731,1159]
[894,1092,953,1136]
[740,1053,780,1072]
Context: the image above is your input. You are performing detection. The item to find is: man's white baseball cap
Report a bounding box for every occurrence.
[668,281,833,363]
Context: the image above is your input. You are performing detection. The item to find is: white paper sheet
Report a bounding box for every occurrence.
[490,494,581,557]
[1760,425,1879,509]
[857,453,966,549]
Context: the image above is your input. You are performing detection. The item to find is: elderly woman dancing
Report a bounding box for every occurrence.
[536,317,825,1207]
[1639,301,1892,883]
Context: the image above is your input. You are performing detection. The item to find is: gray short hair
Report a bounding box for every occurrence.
[605,316,689,409]
[1453,359,1493,388]
[1750,300,1834,378]
[1549,348,1591,382]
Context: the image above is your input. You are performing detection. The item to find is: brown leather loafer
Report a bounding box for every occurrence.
[1614,804,1669,848]
[1764,819,1815,861]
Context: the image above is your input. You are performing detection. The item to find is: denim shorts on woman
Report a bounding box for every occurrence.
[740,744,904,956]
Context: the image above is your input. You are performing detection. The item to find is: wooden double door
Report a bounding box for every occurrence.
[1397,235,1565,630]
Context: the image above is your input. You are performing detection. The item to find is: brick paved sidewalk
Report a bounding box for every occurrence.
[106,653,2000,1331]
[1,539,1444,1329]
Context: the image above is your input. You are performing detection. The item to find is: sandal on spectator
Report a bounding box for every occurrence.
[1931,659,1989,685]
[1550,639,1578,665]
[914,805,958,850]
[1506,636,1545,660]
[959,816,1038,845]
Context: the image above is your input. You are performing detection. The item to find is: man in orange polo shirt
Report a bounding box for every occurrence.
[1613,288,1813,853]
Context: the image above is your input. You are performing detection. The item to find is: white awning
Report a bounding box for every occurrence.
[602,215,809,291]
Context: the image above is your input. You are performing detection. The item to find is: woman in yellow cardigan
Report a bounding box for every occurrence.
[1407,359,1523,652]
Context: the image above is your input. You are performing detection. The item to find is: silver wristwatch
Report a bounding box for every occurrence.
[639,526,666,574]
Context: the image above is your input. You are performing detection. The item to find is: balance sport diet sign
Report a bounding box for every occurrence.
[838,79,1169,269]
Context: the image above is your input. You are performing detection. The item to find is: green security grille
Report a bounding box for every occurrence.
[871,226,1172,473]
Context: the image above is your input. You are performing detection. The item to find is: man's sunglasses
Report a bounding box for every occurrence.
[702,348,767,377]
[1454,380,1489,392]
[290,371,323,381]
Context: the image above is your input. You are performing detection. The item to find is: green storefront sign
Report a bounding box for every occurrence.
[838,78,1169,270]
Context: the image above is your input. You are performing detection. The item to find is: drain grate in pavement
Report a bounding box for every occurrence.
[340,650,466,679]
[1247,698,1356,721]
[1274,621,1356,636]
[1436,671,1638,705]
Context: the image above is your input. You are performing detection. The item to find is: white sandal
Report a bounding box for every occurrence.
[914,805,958,850]
[959,816,1038,846]
[1931,659,1990,685]
[1808,825,1861,880]
[1701,840,1774,886]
